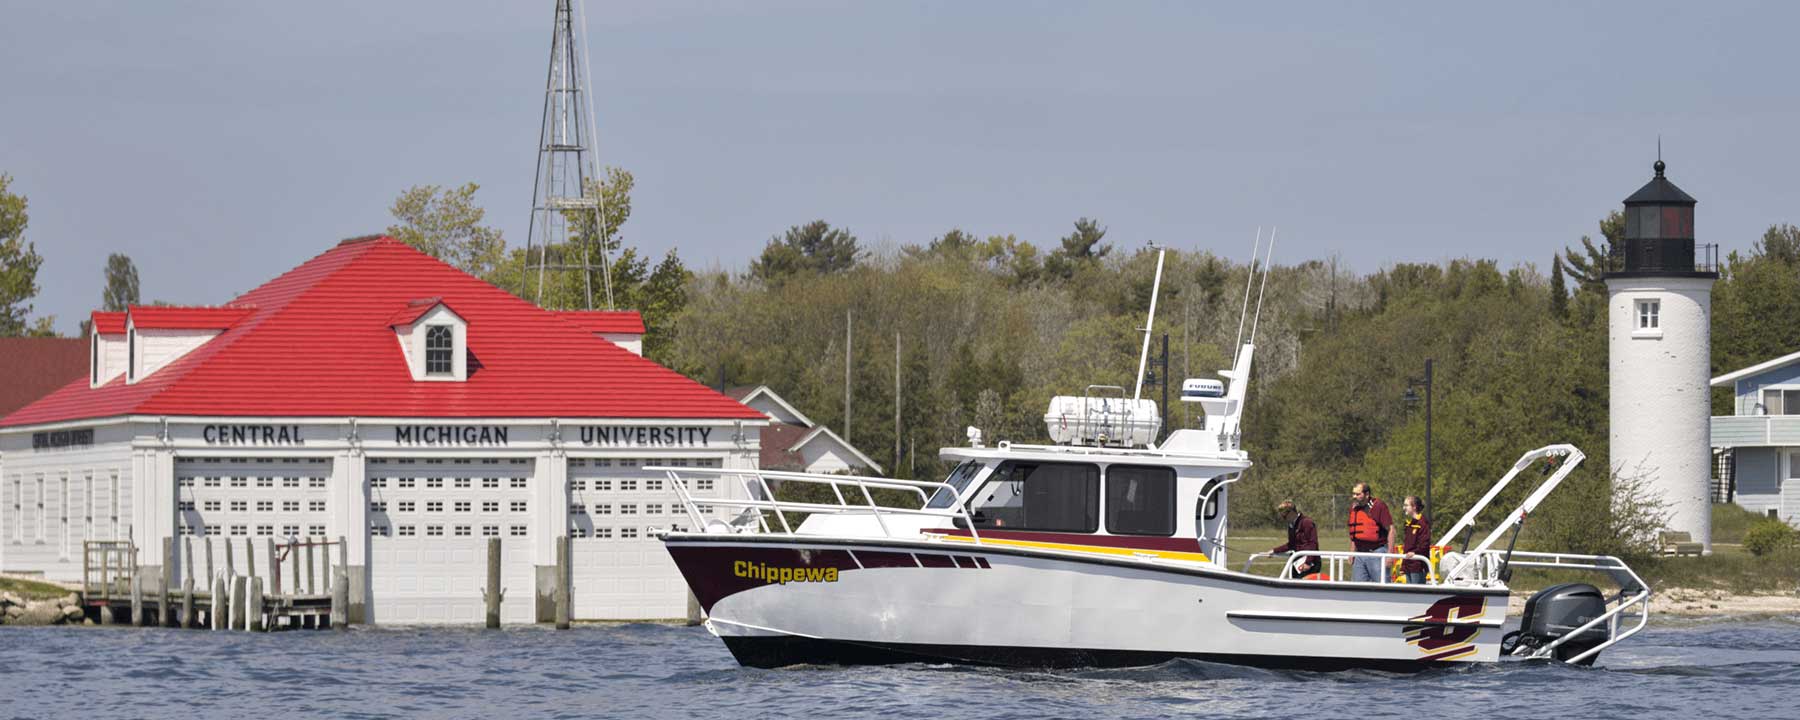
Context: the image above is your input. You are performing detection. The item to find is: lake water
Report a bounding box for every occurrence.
[3,617,1795,720]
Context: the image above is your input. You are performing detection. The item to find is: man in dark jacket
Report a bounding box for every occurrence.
[1271,501,1320,578]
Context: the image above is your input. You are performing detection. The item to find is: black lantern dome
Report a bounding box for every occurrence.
[1607,160,1716,278]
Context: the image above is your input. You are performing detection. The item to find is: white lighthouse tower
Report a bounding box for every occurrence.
[1605,159,1718,551]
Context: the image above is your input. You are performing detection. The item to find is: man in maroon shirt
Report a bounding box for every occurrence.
[1347,482,1394,583]
[1271,501,1320,578]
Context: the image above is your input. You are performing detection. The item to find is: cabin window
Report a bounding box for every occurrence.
[1105,465,1176,536]
[926,461,984,509]
[967,461,1099,533]
[425,325,454,375]
[1760,388,1800,416]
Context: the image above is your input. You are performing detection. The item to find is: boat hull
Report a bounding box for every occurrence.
[664,534,1507,671]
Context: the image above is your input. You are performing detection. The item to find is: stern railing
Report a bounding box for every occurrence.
[648,466,983,543]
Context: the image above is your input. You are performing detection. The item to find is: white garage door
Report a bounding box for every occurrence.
[367,457,536,625]
[567,457,725,620]
[176,456,334,587]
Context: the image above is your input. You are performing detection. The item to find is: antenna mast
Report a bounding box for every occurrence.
[522,0,614,310]
[1249,228,1277,344]
[1133,246,1166,401]
[1234,227,1262,351]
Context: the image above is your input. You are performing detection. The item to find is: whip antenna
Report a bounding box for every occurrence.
[1249,227,1277,344]
[1234,227,1262,350]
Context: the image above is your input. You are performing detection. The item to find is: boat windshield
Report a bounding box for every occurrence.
[925,461,984,510]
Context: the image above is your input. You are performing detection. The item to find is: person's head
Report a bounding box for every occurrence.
[1352,482,1373,503]
[1403,495,1423,518]
[1276,500,1297,521]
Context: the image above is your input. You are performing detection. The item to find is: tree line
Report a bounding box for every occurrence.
[7,169,1797,558]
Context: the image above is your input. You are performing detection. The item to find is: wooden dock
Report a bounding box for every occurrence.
[82,537,350,631]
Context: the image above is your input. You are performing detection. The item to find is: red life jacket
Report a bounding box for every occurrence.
[1348,502,1383,544]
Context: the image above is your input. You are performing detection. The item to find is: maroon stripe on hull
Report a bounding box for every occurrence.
[850,550,919,569]
[667,545,859,613]
[928,528,1204,553]
[915,554,957,568]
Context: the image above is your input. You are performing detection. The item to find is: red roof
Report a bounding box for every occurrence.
[129,305,254,330]
[758,422,812,471]
[384,297,456,327]
[2,237,763,427]
[0,338,89,418]
[90,311,127,334]
[554,310,646,334]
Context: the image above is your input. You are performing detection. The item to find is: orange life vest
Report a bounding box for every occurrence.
[1348,502,1383,544]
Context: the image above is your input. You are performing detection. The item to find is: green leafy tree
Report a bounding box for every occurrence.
[103,253,140,312]
[387,182,506,279]
[1044,217,1111,280]
[1561,211,1622,294]
[0,174,47,337]
[750,221,861,284]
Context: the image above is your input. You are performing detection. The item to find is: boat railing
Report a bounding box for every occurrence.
[646,466,984,543]
[1242,547,1651,665]
[1239,549,1420,583]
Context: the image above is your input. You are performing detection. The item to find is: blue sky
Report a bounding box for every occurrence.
[4,1,1798,333]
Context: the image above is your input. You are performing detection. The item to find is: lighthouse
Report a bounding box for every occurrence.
[1605,159,1718,551]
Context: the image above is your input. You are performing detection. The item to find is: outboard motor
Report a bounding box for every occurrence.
[1502,583,1609,665]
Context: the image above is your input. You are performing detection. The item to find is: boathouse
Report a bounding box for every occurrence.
[0,235,767,624]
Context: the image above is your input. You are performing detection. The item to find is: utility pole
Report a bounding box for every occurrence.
[1160,333,1170,438]
[894,331,901,477]
[844,308,852,441]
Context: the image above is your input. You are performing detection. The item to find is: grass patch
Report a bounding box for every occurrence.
[1712,503,1765,546]
[0,576,70,600]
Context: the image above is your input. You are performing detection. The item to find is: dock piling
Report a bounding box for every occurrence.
[485,537,502,629]
[554,535,571,630]
[161,537,177,627]
[305,539,316,596]
[130,572,143,626]
[249,577,266,632]
[330,568,348,629]
[230,575,247,630]
[211,575,228,630]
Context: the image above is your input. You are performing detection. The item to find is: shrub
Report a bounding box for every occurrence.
[1743,518,1799,557]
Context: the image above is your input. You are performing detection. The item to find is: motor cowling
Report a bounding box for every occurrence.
[1503,582,1609,665]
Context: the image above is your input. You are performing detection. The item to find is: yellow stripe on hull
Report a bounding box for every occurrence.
[930,533,1212,564]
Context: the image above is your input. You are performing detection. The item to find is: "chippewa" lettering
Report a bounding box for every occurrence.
[733,560,839,584]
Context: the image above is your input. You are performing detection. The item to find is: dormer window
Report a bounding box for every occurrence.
[425,325,454,375]
[389,299,468,382]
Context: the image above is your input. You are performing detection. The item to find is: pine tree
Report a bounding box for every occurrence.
[1549,254,1569,320]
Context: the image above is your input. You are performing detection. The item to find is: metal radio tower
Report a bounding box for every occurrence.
[523,0,613,310]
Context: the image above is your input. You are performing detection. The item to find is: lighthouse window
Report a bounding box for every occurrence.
[1636,300,1660,330]
[425,325,453,375]
[1105,466,1177,536]
[966,461,1099,533]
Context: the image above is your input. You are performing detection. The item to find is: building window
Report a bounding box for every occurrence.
[482,501,499,513]
[620,504,636,515]
[370,501,387,513]
[282,524,300,536]
[256,525,274,536]
[569,503,586,514]
[509,525,528,537]
[570,480,586,491]
[257,501,274,513]
[572,527,589,539]
[454,477,471,489]
[283,477,300,488]
[454,525,471,537]
[309,477,326,489]
[308,524,325,536]
[397,501,415,513]
[426,525,443,537]
[454,501,471,513]
[426,501,444,513]
[620,528,638,540]
[426,478,443,489]
[283,500,301,512]
[425,325,454,375]
[1760,388,1800,416]
[398,525,416,537]
[309,500,326,512]
[230,501,248,512]
[595,527,613,539]
[127,329,136,380]
[230,525,247,536]
[620,480,637,492]
[645,479,663,491]
[644,503,663,515]
[510,501,528,513]
[372,523,390,537]
[696,479,714,492]
[593,480,612,492]
[398,478,415,489]
[482,525,499,537]
[371,478,388,489]
[1637,299,1660,330]
[257,476,274,488]
[509,478,527,489]
[482,477,499,489]
[205,476,221,487]
[204,500,221,512]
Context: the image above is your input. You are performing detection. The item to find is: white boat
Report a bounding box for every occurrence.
[656,246,1651,671]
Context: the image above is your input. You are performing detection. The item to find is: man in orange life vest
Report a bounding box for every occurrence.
[1347,482,1394,583]
[1270,501,1320,578]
